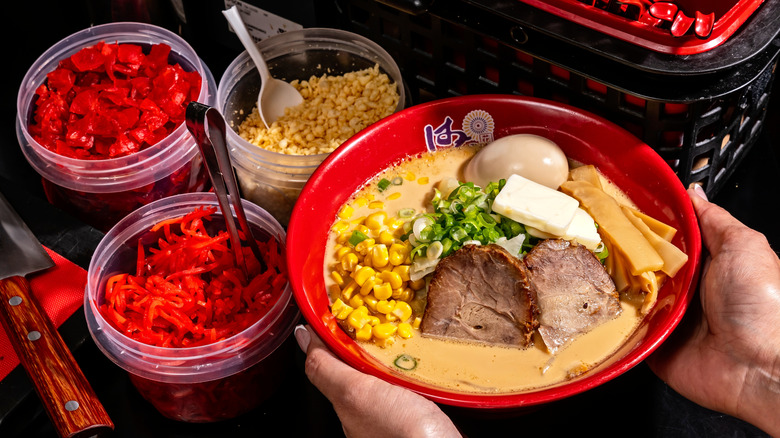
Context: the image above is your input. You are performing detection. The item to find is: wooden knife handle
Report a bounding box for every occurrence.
[0,275,113,438]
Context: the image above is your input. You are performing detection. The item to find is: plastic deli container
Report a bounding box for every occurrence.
[16,22,217,232]
[84,193,300,422]
[216,28,406,226]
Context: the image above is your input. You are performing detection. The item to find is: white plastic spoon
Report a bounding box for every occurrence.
[222,6,303,128]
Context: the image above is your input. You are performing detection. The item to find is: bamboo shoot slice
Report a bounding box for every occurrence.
[622,206,688,277]
[560,180,664,275]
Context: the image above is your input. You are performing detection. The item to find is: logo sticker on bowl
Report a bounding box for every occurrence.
[424,110,495,151]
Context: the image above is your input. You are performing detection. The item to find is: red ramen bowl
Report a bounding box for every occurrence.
[287,95,701,411]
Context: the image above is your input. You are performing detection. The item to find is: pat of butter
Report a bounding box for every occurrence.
[525,208,602,251]
[563,208,601,250]
[492,174,579,235]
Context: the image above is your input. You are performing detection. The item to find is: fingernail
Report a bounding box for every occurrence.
[294,324,310,352]
[693,184,708,201]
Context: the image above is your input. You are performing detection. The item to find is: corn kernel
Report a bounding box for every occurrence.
[417,177,429,185]
[397,322,413,339]
[341,280,359,300]
[331,299,353,320]
[370,244,390,268]
[373,282,393,301]
[363,294,379,311]
[387,192,401,201]
[340,252,359,272]
[360,277,378,296]
[368,200,384,210]
[368,315,381,326]
[354,266,376,286]
[355,224,371,236]
[405,171,416,181]
[379,270,403,290]
[392,301,413,322]
[347,305,371,330]
[388,243,407,266]
[334,264,348,278]
[364,212,387,230]
[353,197,369,208]
[336,232,350,245]
[348,294,365,308]
[377,230,395,246]
[372,323,398,339]
[392,265,411,282]
[351,216,367,226]
[412,316,422,329]
[355,324,373,341]
[331,220,350,233]
[328,284,342,301]
[376,300,395,314]
[336,246,353,260]
[330,271,345,287]
[386,218,405,231]
[338,205,354,219]
[409,277,426,290]
[354,238,375,255]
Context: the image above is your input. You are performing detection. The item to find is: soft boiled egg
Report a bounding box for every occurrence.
[464,134,569,189]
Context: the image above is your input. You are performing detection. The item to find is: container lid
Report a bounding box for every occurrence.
[464,0,780,75]
[515,0,766,55]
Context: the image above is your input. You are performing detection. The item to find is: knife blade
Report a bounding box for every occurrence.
[0,190,113,438]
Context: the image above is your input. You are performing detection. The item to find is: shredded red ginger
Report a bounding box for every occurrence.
[100,206,287,348]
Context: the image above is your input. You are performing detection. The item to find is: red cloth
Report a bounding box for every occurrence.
[0,247,87,381]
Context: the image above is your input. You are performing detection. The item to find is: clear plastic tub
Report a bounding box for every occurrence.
[216,28,406,226]
[84,192,300,422]
[16,22,217,232]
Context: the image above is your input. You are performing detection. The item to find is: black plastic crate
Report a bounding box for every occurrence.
[331,0,780,198]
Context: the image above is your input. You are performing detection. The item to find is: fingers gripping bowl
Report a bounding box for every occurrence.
[287,95,702,411]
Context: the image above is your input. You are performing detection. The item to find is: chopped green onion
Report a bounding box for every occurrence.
[378,178,392,191]
[402,180,532,262]
[349,230,370,246]
[391,176,404,186]
[596,244,609,264]
[431,188,442,205]
[398,208,416,218]
[394,354,418,371]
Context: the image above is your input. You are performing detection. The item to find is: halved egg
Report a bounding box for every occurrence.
[464,134,569,189]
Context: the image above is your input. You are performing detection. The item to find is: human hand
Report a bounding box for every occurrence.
[647,186,780,436]
[294,325,462,438]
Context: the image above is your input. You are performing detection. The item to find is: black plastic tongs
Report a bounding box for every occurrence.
[185,101,270,275]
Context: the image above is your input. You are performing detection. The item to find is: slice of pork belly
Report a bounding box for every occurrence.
[524,239,621,354]
[421,244,539,348]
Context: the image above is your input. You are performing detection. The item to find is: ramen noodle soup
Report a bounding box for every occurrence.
[324,142,686,393]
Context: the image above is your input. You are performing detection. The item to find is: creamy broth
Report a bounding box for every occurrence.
[324,145,644,394]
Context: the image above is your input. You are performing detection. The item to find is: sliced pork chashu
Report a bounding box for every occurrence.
[420,244,539,348]
[524,239,621,354]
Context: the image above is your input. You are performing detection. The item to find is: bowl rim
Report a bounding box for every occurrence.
[287,94,702,409]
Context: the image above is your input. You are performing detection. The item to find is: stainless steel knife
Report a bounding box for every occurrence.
[0,190,113,438]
